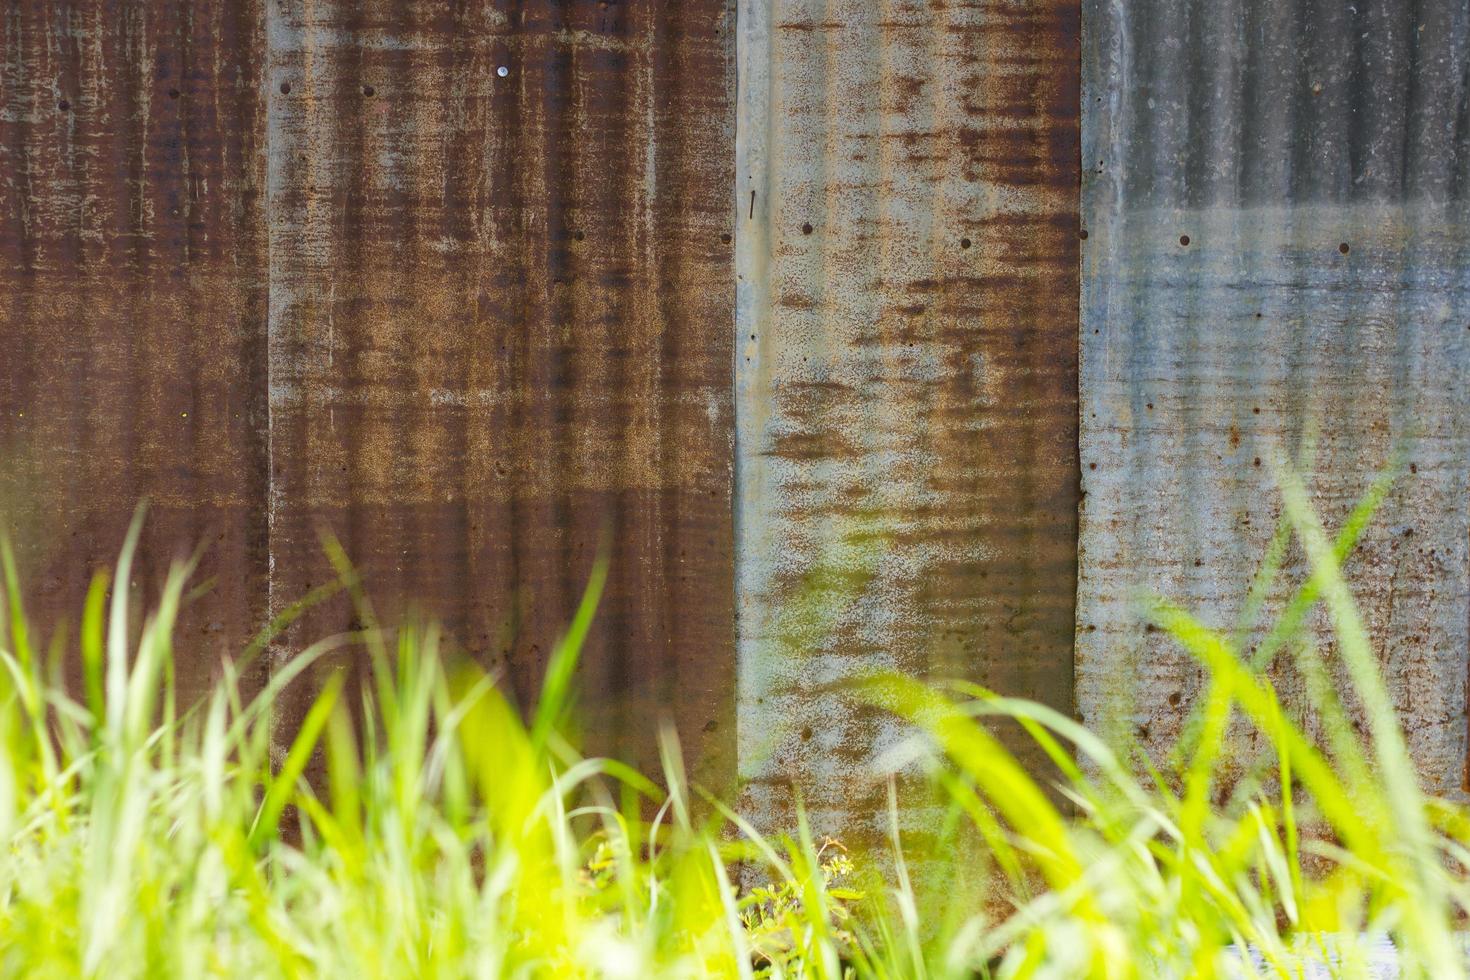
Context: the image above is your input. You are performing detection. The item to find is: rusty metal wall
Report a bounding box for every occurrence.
[2,1,737,784]
[735,0,1081,839]
[18,0,1466,833]
[265,0,737,787]
[0,1,270,703]
[1079,0,1470,791]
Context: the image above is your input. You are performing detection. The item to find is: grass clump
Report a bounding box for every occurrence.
[0,466,1467,977]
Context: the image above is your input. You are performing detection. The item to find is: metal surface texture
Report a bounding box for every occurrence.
[2,0,736,785]
[1079,0,1470,791]
[0,1,270,703]
[265,0,737,787]
[12,0,1468,838]
[735,0,1081,840]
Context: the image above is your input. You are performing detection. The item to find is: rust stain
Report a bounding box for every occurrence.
[735,0,1081,843]
[265,0,736,790]
[0,1,270,703]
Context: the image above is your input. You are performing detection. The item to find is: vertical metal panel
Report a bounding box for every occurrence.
[265,1,736,787]
[736,0,1081,838]
[1080,0,1470,790]
[0,1,270,702]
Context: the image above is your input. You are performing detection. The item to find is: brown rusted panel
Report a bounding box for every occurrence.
[0,2,270,702]
[734,0,1081,841]
[266,1,736,788]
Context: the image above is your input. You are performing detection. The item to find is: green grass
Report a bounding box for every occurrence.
[0,466,1467,978]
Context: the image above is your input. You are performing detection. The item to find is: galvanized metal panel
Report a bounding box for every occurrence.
[735,0,1081,839]
[0,1,270,702]
[265,0,736,788]
[1079,0,1470,791]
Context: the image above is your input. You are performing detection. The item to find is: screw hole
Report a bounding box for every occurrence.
[279,82,291,95]
[1338,242,1350,254]
[1079,228,1089,240]
[362,84,375,97]
[960,237,972,249]
[720,233,731,244]
[58,99,70,111]
[572,230,585,242]
[1178,234,1190,247]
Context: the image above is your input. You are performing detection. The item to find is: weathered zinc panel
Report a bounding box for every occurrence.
[265,1,736,787]
[1079,0,1470,790]
[0,2,270,702]
[736,0,1081,838]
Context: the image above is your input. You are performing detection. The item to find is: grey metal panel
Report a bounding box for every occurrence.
[1080,0,1470,790]
[736,0,1081,840]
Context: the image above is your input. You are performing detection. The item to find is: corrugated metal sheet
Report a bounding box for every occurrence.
[1079,0,1470,791]
[18,0,1466,834]
[735,0,1081,839]
[0,1,270,703]
[265,0,737,788]
[2,1,735,784]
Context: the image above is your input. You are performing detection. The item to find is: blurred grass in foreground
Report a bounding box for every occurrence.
[0,461,1468,978]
